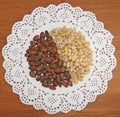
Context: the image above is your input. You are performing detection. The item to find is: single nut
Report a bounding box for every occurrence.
[62,81,68,87]
[58,60,63,67]
[36,76,41,81]
[56,75,60,83]
[47,79,52,84]
[29,66,36,71]
[40,32,45,38]
[60,66,66,73]
[67,80,73,86]
[53,80,58,86]
[29,70,36,77]
[49,85,56,90]
[29,50,38,55]
[33,35,39,41]
[42,82,49,87]
[36,66,42,72]
[45,30,49,37]
[48,46,58,54]
[30,41,36,46]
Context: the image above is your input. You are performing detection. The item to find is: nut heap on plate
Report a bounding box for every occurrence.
[25,31,73,90]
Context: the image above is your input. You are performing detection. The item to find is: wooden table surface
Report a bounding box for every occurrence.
[0,0,120,117]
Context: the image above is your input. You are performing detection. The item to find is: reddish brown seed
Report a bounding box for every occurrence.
[53,46,58,52]
[54,67,60,73]
[30,56,39,61]
[48,46,58,54]
[60,66,66,73]
[47,37,54,45]
[62,81,68,87]
[43,41,49,46]
[52,57,59,63]
[27,57,32,61]
[44,72,50,79]
[67,80,73,86]
[42,63,48,69]
[29,70,36,77]
[50,56,55,61]
[29,61,35,66]
[38,51,43,59]
[30,41,36,46]
[56,53,60,58]
[49,75,53,80]
[50,63,57,69]
[36,66,42,72]
[37,42,42,48]
[33,35,39,41]
[29,50,37,55]
[42,82,49,87]
[40,32,45,38]
[64,71,71,80]
[45,30,49,37]
[46,79,52,84]
[50,42,56,46]
[41,69,47,74]
[36,76,41,81]
[41,37,45,44]
[30,61,42,66]
[41,64,45,69]
[46,67,52,72]
[25,53,30,57]
[58,81,62,87]
[40,77,45,82]
[44,51,48,57]
[64,71,69,76]
[26,49,30,53]
[59,84,62,87]
[60,76,64,81]
[58,60,63,67]
[56,75,61,83]
[29,46,35,50]
[65,75,71,80]
[47,36,53,41]
[34,47,39,51]
[41,57,45,63]
[59,73,64,78]
[51,71,57,78]
[36,71,41,75]
[40,44,47,51]
[29,66,36,70]
[53,80,58,86]
[44,57,51,63]
[49,85,56,90]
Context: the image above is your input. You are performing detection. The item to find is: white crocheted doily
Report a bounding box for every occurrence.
[2,3,116,114]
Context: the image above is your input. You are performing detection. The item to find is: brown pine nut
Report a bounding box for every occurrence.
[67,80,73,86]
[40,32,45,38]
[33,35,39,41]
[25,31,73,90]
[49,85,56,90]
[29,70,36,77]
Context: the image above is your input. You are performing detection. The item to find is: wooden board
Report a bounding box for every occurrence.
[0,0,120,116]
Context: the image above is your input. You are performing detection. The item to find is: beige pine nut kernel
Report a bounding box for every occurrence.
[50,27,93,84]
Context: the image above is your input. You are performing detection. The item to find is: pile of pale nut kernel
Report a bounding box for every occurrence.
[50,27,93,84]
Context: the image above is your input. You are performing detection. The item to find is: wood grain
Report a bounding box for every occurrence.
[0,0,120,117]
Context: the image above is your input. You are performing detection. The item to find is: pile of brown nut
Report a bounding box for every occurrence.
[25,31,72,90]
